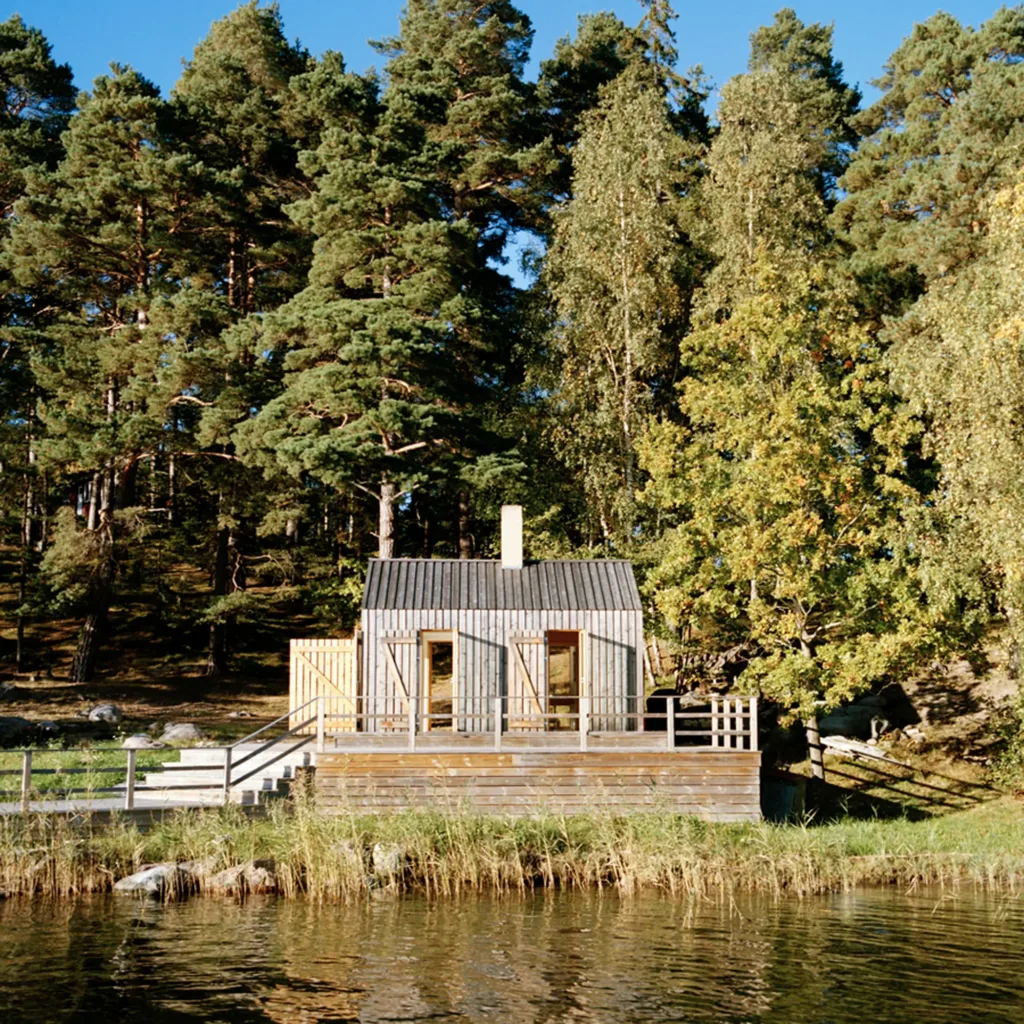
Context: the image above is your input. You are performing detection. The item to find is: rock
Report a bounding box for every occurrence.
[333,840,365,872]
[113,863,193,898]
[160,722,206,744]
[121,733,168,750]
[0,716,34,746]
[205,859,277,895]
[371,843,405,877]
[227,711,253,719]
[88,704,123,724]
[819,695,889,740]
[0,682,19,701]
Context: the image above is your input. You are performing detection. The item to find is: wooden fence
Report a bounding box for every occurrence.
[289,637,360,733]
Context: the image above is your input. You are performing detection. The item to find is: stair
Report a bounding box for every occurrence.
[139,744,316,805]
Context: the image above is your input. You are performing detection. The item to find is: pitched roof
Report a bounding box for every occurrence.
[362,559,642,612]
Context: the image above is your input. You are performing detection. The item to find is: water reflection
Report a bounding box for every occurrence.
[2,889,1023,1023]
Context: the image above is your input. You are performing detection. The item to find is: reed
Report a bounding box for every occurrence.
[1,796,1023,902]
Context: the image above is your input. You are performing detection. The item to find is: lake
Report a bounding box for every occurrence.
[1,888,1022,1022]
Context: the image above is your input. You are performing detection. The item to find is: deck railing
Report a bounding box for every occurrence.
[316,695,758,754]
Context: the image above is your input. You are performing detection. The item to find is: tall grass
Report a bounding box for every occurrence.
[2,795,1023,902]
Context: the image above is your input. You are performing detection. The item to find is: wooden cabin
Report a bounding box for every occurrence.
[294,506,761,820]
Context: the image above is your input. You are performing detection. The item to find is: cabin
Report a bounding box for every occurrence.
[293,506,761,820]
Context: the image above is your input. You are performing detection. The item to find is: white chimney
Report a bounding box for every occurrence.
[501,504,523,570]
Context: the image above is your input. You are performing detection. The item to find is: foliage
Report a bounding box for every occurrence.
[1,0,1023,729]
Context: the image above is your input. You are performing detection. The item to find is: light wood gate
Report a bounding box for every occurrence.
[289,637,360,733]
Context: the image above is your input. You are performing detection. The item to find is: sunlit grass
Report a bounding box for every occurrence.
[0,746,172,799]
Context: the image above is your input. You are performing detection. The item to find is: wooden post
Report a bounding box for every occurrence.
[806,716,825,780]
[316,696,325,753]
[579,695,588,752]
[493,697,502,752]
[125,748,136,811]
[711,698,720,748]
[222,745,232,805]
[20,750,31,814]
[408,697,416,751]
[667,695,676,750]
[749,697,758,751]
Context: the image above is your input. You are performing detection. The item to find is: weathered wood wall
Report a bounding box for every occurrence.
[360,608,643,734]
[315,750,761,821]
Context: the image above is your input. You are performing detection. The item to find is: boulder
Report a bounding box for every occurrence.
[121,733,168,750]
[113,863,193,898]
[160,722,206,744]
[371,843,405,877]
[0,716,34,747]
[88,704,123,724]
[205,859,277,894]
[227,711,253,719]
[818,694,889,740]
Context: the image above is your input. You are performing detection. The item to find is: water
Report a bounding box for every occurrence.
[2,889,1023,1023]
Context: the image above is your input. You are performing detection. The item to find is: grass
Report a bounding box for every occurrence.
[2,793,1023,902]
[0,746,175,799]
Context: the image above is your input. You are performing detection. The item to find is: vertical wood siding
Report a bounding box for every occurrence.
[361,607,642,733]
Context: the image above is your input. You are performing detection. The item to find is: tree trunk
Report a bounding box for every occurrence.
[16,547,27,673]
[87,472,101,531]
[805,716,825,781]
[206,514,230,678]
[379,478,396,559]
[167,454,176,523]
[70,488,114,684]
[457,491,473,559]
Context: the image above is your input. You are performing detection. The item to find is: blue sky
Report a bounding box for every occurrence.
[19,1,1004,105]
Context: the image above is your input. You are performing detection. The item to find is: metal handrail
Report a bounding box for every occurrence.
[229,696,320,749]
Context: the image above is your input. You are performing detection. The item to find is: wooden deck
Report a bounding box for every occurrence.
[315,748,761,821]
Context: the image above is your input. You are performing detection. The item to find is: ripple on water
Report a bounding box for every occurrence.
[2,889,1024,1023]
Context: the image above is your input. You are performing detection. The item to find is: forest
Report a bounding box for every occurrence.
[2,0,1024,733]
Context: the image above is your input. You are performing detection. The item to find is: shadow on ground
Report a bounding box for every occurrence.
[812,758,1000,822]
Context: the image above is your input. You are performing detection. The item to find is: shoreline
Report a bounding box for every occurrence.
[2,797,1022,902]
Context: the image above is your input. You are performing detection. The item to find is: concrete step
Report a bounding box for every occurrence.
[139,742,314,800]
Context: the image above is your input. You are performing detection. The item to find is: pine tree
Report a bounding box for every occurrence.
[0,15,74,670]
[836,9,1024,282]
[6,65,193,680]
[167,2,315,675]
[236,40,467,558]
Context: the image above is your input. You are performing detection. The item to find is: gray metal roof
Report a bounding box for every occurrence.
[363,559,642,612]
